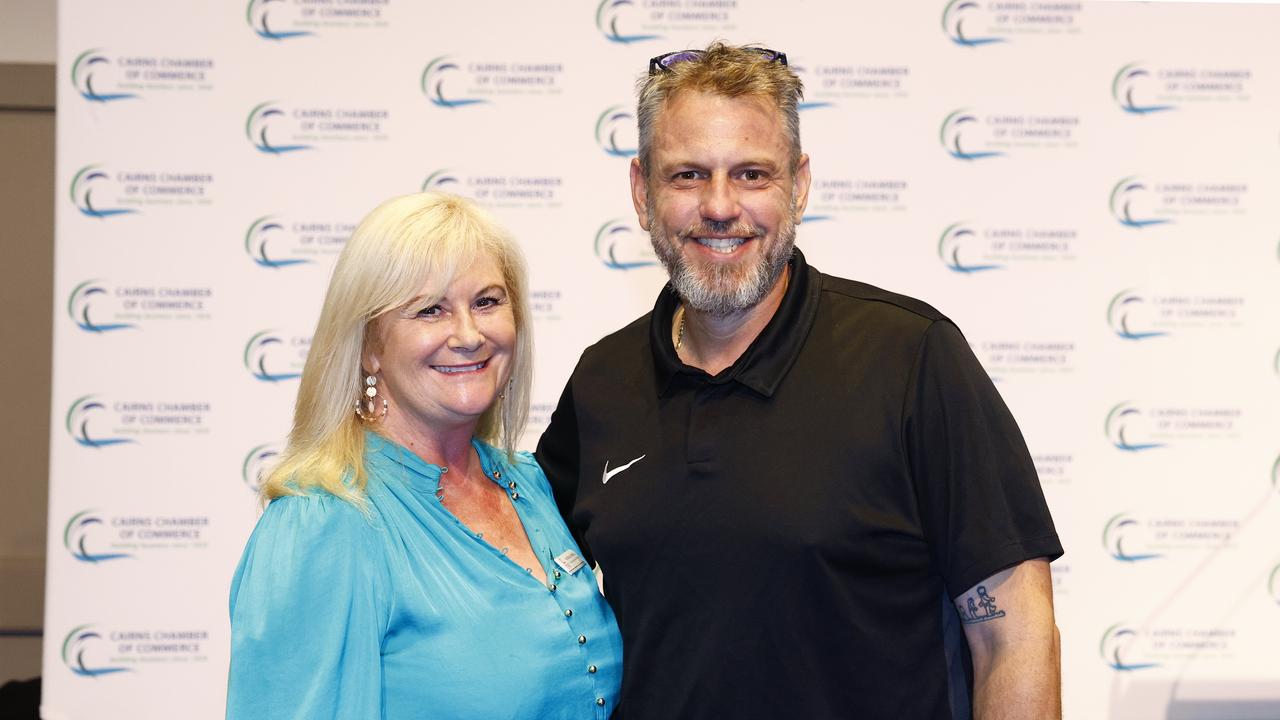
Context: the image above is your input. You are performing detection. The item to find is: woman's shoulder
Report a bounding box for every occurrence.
[256,488,382,544]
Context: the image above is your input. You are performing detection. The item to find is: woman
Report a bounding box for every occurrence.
[226,192,622,719]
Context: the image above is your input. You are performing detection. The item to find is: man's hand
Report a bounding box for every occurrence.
[956,557,1060,720]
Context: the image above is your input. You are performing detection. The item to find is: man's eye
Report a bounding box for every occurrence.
[674,171,699,181]
[742,169,765,182]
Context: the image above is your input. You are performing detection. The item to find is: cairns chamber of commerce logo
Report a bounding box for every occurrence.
[596,105,638,158]
[66,396,134,449]
[1105,402,1164,453]
[1100,624,1159,671]
[70,49,137,103]
[942,0,1003,47]
[70,165,136,219]
[595,219,656,271]
[245,216,311,268]
[244,330,307,383]
[1110,177,1171,229]
[245,102,312,155]
[1113,63,1175,115]
[422,168,461,193]
[596,0,661,44]
[1107,289,1167,341]
[62,625,129,677]
[1102,512,1162,563]
[242,443,283,492]
[64,511,131,564]
[940,110,1002,161]
[938,223,1002,273]
[421,56,485,109]
[246,0,312,40]
[67,280,134,333]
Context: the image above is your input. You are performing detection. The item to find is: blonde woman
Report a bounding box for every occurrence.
[226,192,622,719]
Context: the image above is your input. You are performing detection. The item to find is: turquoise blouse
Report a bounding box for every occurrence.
[226,433,623,719]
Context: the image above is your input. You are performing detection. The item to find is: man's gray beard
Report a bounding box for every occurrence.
[649,202,797,317]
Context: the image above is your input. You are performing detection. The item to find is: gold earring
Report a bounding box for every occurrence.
[355,374,388,421]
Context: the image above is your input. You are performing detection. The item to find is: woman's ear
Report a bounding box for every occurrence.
[360,321,381,376]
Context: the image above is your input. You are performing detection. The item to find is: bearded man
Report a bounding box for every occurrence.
[537,42,1063,720]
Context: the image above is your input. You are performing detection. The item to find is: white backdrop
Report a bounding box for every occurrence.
[45,2,1280,718]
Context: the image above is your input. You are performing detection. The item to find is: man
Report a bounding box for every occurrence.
[537,43,1063,719]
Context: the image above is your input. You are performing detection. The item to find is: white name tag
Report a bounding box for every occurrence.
[555,549,586,575]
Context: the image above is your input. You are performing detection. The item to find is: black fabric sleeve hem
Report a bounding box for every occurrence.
[947,533,1064,600]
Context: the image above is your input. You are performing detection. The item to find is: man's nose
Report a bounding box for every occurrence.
[699,174,740,224]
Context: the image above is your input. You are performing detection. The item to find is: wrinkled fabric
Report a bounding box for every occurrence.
[227,433,623,720]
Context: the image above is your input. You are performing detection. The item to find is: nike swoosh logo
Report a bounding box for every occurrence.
[602,454,646,484]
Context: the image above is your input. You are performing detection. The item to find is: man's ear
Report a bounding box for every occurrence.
[630,158,651,231]
[792,153,812,223]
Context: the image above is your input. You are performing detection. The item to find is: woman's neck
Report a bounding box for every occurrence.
[378,416,479,475]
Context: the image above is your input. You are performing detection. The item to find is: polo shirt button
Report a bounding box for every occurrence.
[578,635,586,644]
[564,609,573,617]
[596,698,605,707]
[588,665,597,673]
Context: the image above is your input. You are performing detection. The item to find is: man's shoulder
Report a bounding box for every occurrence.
[576,310,652,370]
[816,271,949,330]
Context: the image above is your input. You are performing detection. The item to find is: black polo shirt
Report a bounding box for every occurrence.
[536,249,1062,720]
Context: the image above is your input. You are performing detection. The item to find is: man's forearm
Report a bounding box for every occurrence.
[972,622,1061,720]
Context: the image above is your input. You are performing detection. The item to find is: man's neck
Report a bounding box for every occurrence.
[676,265,790,376]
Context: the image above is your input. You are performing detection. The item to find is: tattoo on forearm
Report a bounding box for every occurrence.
[956,585,1006,624]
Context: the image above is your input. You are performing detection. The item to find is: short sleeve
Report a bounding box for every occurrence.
[902,320,1063,599]
[535,379,593,563]
[226,494,388,720]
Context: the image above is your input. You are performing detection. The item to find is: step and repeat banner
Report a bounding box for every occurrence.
[46,1,1279,718]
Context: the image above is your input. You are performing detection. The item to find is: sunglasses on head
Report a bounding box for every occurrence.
[648,48,788,75]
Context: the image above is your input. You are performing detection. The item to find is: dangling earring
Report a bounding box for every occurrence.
[355,374,388,421]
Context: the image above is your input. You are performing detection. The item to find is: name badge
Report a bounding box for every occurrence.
[555,549,586,575]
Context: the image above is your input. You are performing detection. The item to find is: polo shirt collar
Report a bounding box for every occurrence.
[650,247,820,397]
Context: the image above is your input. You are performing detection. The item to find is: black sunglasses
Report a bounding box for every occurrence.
[648,48,788,75]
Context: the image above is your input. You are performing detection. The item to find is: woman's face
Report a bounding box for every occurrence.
[367,253,516,439]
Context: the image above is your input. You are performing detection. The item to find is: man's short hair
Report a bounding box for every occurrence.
[635,41,805,176]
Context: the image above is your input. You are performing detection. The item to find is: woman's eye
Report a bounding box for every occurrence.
[475,296,502,309]
[418,305,442,318]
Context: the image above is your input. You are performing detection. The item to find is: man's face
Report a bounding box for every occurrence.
[630,90,810,316]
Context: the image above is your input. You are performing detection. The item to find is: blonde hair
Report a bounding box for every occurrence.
[262,192,533,505]
[636,41,805,176]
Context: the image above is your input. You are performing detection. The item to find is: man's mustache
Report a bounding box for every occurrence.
[676,220,764,240]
